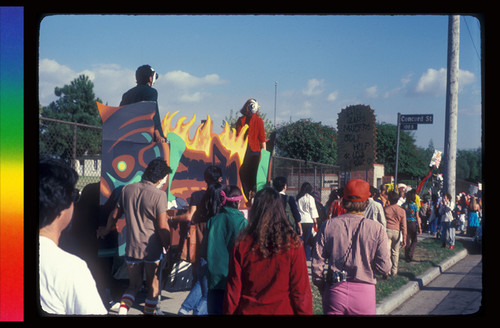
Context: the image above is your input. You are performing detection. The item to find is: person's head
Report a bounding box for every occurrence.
[204,165,223,186]
[221,185,243,209]
[243,187,300,258]
[201,182,225,219]
[443,192,451,202]
[397,183,407,196]
[406,189,417,203]
[141,158,172,188]
[327,189,339,203]
[272,176,287,193]
[297,182,313,200]
[387,190,400,205]
[136,64,158,86]
[39,157,79,230]
[342,179,370,213]
[379,184,388,196]
[239,98,260,116]
[369,185,379,198]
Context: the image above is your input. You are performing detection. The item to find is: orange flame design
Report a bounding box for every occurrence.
[161,111,248,165]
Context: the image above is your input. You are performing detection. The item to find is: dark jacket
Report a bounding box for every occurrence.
[120,84,164,138]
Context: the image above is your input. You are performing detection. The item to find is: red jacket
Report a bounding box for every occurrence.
[223,235,313,315]
[236,114,266,152]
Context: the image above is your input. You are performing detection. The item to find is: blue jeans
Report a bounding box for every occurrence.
[178,258,208,315]
[428,217,438,234]
[302,223,313,260]
[440,221,455,246]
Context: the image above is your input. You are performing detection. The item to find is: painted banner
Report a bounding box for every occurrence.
[96,101,269,256]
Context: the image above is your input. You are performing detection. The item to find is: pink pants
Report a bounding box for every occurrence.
[322,281,376,315]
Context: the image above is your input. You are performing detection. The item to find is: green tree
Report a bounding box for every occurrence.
[274,119,337,165]
[39,74,103,160]
[375,122,427,179]
[456,148,482,183]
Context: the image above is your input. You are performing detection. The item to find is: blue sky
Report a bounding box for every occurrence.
[38,14,482,151]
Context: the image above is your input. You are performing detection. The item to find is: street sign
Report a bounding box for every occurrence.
[400,114,433,124]
[395,113,434,186]
[401,123,418,130]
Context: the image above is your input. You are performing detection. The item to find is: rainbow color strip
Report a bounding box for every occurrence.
[0,7,24,322]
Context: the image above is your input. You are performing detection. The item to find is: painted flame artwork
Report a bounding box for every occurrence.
[96,101,262,256]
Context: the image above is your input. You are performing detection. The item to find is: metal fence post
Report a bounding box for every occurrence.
[72,124,77,168]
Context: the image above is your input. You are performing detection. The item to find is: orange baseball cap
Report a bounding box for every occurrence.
[344,179,370,202]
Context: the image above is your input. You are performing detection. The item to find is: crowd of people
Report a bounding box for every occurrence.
[39,65,482,316]
[39,155,483,316]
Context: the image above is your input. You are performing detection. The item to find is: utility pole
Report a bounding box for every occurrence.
[395,113,401,186]
[274,81,278,129]
[444,15,460,202]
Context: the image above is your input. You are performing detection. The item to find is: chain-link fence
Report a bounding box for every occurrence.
[39,117,102,190]
[39,118,341,203]
[272,156,340,205]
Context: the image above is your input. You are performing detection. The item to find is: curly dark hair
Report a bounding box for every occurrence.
[241,187,301,258]
[141,158,172,184]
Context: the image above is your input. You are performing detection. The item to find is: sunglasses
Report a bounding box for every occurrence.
[72,189,80,203]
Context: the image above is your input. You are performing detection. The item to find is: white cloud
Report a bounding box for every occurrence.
[38,59,132,106]
[415,67,475,97]
[365,85,378,98]
[416,68,447,96]
[162,70,225,89]
[179,91,204,103]
[39,59,227,107]
[302,78,324,96]
[327,90,339,101]
[39,58,80,104]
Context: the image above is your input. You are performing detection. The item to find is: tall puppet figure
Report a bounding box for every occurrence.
[235,99,266,199]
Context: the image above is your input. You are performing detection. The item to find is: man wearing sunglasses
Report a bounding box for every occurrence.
[39,157,107,315]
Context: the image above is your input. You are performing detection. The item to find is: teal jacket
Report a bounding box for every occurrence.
[206,207,247,290]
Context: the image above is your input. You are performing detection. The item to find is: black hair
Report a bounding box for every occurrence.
[388,190,400,205]
[272,176,287,192]
[223,185,242,209]
[204,165,223,185]
[370,185,379,198]
[136,64,156,85]
[296,182,313,201]
[406,189,417,203]
[201,182,225,219]
[39,157,79,228]
[141,158,172,184]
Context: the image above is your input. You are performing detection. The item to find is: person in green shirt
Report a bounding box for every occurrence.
[204,185,247,314]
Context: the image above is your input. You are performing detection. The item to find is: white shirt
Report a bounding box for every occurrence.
[364,198,387,227]
[39,236,107,315]
[296,193,319,224]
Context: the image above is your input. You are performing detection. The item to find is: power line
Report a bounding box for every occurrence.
[462,16,481,61]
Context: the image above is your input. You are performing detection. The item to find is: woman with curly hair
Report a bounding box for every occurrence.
[223,187,313,315]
